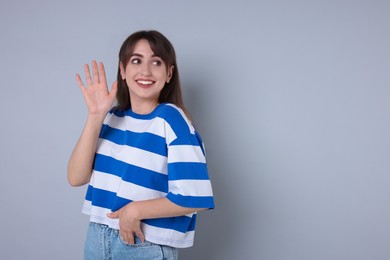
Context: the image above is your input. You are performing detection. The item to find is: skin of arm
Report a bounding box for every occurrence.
[67,114,104,186]
[107,197,206,244]
[67,60,117,186]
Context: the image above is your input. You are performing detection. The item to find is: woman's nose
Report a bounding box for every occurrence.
[140,63,151,76]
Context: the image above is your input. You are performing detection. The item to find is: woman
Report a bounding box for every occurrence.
[68,30,214,259]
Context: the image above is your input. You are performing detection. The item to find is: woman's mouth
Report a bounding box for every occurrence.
[136,80,155,88]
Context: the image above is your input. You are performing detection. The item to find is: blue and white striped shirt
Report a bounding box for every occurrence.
[82,103,214,248]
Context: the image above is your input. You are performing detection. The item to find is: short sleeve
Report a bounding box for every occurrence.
[166,132,214,209]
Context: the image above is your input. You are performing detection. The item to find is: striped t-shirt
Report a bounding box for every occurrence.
[82,103,214,248]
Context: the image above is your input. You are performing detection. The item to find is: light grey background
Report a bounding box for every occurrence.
[1,1,389,259]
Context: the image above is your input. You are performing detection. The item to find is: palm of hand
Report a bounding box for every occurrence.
[76,60,118,117]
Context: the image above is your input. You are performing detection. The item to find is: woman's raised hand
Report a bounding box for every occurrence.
[76,60,118,119]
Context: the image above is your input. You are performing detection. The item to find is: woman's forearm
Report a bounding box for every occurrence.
[110,197,206,221]
[67,114,104,186]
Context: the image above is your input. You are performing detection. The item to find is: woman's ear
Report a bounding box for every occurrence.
[166,66,174,83]
[119,62,126,80]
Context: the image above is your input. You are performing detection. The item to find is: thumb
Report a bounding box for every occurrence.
[107,210,119,219]
[109,81,118,98]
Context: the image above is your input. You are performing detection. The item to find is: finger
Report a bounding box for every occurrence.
[109,81,118,99]
[92,60,99,84]
[128,234,135,244]
[84,64,93,86]
[75,73,85,89]
[121,230,135,245]
[135,230,145,243]
[106,211,119,219]
[98,62,107,85]
[76,74,87,97]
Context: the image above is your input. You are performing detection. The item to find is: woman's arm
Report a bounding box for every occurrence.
[107,198,206,244]
[67,115,105,186]
[67,60,117,186]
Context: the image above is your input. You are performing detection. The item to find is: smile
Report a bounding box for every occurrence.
[136,80,154,85]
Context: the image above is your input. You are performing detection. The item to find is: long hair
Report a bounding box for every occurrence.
[116,30,190,118]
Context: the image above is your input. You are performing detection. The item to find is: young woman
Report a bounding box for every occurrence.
[67,30,214,259]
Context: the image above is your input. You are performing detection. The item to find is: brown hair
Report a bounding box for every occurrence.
[116,30,190,118]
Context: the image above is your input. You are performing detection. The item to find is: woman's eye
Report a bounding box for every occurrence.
[131,59,140,64]
[152,60,162,66]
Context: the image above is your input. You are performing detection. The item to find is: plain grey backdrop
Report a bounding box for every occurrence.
[1,1,389,259]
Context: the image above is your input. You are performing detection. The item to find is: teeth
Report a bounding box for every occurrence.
[137,80,153,85]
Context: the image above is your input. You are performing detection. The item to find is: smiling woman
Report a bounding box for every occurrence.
[67,30,215,260]
[115,31,188,118]
[119,39,173,114]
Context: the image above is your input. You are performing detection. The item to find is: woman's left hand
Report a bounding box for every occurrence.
[107,203,145,244]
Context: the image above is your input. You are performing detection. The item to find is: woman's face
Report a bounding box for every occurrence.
[120,39,173,109]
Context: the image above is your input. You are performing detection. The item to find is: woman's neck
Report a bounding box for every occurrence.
[130,100,159,115]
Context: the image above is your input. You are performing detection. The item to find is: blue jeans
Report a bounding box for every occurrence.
[84,222,179,260]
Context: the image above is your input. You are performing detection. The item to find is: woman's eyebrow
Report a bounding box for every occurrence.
[130,53,143,58]
[130,53,160,58]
